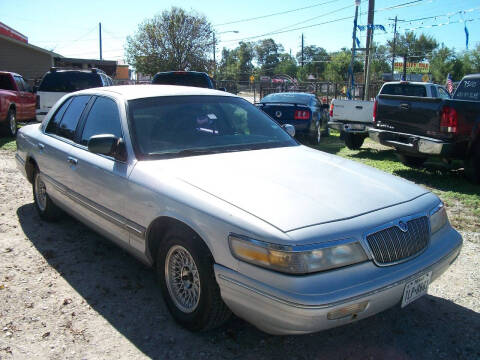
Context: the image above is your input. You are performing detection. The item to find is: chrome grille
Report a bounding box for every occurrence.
[366,216,430,265]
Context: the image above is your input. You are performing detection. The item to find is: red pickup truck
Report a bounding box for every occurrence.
[0,71,36,136]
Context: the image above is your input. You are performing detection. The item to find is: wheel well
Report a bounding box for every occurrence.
[25,157,38,184]
[9,104,16,113]
[146,216,209,264]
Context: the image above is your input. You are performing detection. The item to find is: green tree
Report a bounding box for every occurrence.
[429,45,463,82]
[274,54,298,77]
[387,32,437,66]
[125,7,213,76]
[254,39,284,76]
[218,42,255,81]
[296,45,329,80]
[370,44,391,79]
[324,49,362,82]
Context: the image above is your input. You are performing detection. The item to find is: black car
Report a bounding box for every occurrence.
[256,92,329,144]
[151,71,215,89]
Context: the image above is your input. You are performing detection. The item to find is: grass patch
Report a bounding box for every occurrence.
[0,136,16,151]
[313,131,480,232]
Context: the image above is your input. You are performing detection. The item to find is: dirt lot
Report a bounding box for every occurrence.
[0,149,479,360]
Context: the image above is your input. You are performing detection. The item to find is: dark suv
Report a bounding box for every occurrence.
[151,71,215,89]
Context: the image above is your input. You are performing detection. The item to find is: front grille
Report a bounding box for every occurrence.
[367,216,430,265]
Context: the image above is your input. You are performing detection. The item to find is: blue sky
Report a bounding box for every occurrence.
[1,0,479,64]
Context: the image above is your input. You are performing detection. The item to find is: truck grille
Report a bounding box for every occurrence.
[366,216,430,265]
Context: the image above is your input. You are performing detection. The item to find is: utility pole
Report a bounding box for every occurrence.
[363,0,375,100]
[301,33,304,67]
[99,22,102,60]
[389,16,397,77]
[348,1,360,99]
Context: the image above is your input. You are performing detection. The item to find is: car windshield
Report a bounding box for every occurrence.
[0,74,15,90]
[38,72,102,92]
[381,84,427,97]
[453,79,480,101]
[260,93,311,105]
[128,95,298,159]
[152,72,212,88]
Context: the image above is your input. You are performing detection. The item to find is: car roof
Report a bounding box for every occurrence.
[264,92,314,96]
[0,71,21,77]
[383,81,434,86]
[74,84,238,100]
[462,73,480,79]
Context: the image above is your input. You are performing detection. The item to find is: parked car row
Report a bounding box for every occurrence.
[16,84,462,335]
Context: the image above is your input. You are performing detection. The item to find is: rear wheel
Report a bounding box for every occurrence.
[397,153,427,168]
[464,144,480,184]
[344,133,365,150]
[156,228,231,331]
[33,170,62,221]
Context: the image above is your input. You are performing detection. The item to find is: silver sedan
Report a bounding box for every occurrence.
[15,85,462,335]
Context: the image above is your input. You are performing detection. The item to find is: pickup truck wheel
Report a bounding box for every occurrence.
[156,228,231,331]
[344,133,365,150]
[33,170,62,221]
[464,146,480,184]
[397,154,427,168]
[4,109,17,137]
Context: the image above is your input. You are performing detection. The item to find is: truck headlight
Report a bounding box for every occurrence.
[229,234,368,274]
[430,202,448,234]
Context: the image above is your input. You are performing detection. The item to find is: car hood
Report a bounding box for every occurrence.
[141,146,428,232]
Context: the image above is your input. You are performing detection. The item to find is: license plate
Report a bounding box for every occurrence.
[401,271,432,308]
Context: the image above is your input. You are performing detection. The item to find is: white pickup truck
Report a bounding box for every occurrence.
[328,82,451,150]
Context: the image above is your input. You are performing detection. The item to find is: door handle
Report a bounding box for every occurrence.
[67,156,78,165]
[38,143,45,150]
[355,106,363,109]
[400,103,410,110]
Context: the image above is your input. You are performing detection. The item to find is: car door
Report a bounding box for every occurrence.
[68,95,131,246]
[13,75,26,119]
[20,77,36,119]
[37,95,91,205]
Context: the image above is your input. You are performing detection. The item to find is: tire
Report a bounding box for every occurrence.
[308,125,322,145]
[397,153,427,168]
[33,169,63,221]
[156,228,231,331]
[4,108,17,137]
[344,133,365,150]
[464,144,480,184]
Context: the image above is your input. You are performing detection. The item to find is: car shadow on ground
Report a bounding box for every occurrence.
[17,203,480,360]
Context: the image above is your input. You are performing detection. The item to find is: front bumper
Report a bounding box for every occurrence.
[215,226,462,335]
[368,128,455,156]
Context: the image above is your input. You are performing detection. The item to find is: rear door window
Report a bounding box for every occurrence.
[13,76,25,91]
[57,96,91,140]
[381,84,427,97]
[38,72,102,92]
[79,97,122,146]
[45,97,73,134]
[152,72,212,88]
[438,87,451,99]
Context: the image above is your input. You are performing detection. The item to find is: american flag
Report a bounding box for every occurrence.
[446,73,453,94]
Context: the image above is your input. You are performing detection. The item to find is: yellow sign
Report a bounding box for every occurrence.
[394,62,430,74]
[249,75,255,83]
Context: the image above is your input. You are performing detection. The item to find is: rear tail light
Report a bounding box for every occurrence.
[329,103,334,117]
[373,99,378,123]
[440,106,458,133]
[294,109,310,120]
[36,95,40,109]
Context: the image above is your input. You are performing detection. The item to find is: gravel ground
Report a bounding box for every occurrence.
[0,150,479,360]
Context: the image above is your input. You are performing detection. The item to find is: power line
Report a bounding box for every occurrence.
[219,0,429,44]
[214,0,341,27]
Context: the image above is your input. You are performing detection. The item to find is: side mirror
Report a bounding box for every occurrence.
[282,124,295,137]
[32,85,38,93]
[218,87,227,92]
[88,134,126,161]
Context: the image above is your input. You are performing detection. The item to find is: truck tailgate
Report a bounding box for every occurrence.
[331,99,373,123]
[376,95,443,137]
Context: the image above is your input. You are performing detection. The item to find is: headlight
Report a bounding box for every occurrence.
[228,234,368,274]
[430,202,448,234]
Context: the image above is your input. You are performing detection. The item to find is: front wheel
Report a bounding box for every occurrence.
[344,133,365,150]
[4,109,17,137]
[156,228,231,331]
